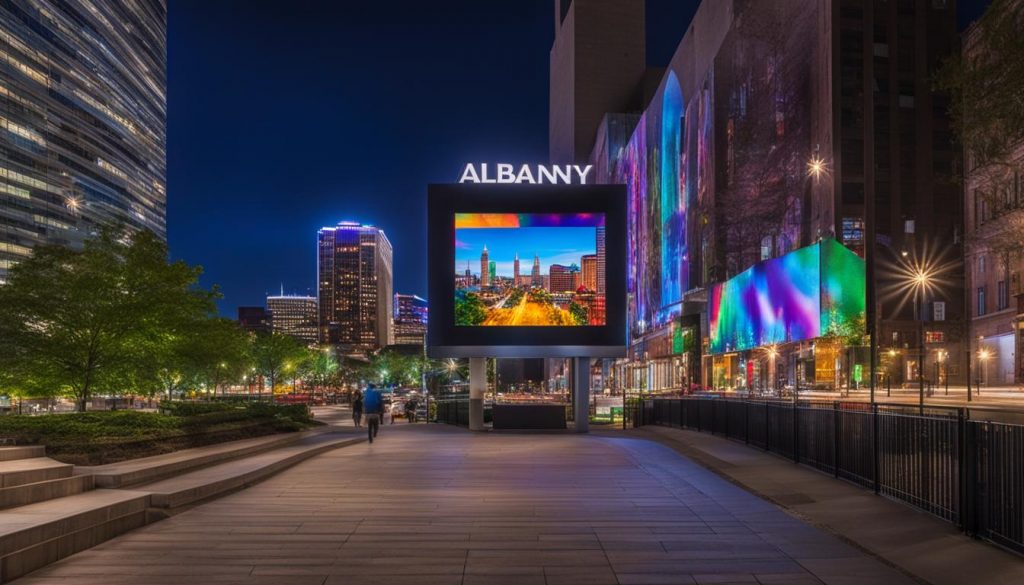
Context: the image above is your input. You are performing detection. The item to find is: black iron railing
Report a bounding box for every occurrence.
[636,397,1024,555]
[433,399,469,427]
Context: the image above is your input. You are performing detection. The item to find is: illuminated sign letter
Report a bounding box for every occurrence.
[458,163,480,184]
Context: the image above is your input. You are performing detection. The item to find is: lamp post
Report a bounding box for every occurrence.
[910,268,931,412]
[979,347,991,389]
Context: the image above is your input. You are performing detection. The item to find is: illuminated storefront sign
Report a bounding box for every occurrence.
[708,239,866,354]
[458,163,594,185]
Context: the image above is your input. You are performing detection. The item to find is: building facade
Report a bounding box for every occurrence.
[267,295,318,345]
[237,306,271,335]
[317,222,393,351]
[393,293,428,346]
[0,0,167,283]
[553,0,962,394]
[963,2,1024,386]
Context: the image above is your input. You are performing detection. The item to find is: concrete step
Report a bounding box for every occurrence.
[142,433,363,510]
[0,474,95,510]
[0,447,45,462]
[0,489,151,583]
[80,428,331,488]
[0,458,73,489]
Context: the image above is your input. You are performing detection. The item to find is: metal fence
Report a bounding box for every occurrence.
[637,397,1024,555]
[434,399,469,427]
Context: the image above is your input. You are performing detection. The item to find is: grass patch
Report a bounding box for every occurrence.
[0,402,321,465]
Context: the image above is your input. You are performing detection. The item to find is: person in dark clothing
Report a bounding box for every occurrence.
[351,394,363,428]
[363,383,383,443]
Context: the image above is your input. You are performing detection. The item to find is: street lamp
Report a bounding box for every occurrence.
[978,347,992,388]
[905,266,932,411]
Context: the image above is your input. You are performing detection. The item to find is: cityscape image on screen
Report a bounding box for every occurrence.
[454,213,606,326]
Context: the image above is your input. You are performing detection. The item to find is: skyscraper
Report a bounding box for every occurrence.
[393,293,428,346]
[513,252,520,286]
[0,1,167,284]
[595,226,606,294]
[581,254,598,291]
[480,244,490,287]
[531,254,542,286]
[267,295,318,345]
[489,260,496,284]
[317,222,393,351]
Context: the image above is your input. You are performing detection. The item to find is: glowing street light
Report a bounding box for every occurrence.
[66,196,81,212]
[807,156,828,180]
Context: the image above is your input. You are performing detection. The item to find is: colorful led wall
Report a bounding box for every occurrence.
[708,240,865,354]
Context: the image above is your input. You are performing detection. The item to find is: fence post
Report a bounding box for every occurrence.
[744,400,750,445]
[873,402,880,494]
[833,401,841,478]
[793,401,800,464]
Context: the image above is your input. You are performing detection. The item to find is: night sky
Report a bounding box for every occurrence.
[168,0,990,315]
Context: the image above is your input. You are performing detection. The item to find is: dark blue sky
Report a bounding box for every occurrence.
[168,0,989,315]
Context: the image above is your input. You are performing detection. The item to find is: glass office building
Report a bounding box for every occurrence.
[0,1,167,283]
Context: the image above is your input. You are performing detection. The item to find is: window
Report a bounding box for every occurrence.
[925,331,945,343]
[998,280,1008,310]
[979,254,986,275]
[977,286,987,317]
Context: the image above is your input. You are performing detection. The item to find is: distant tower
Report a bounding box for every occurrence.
[480,245,490,287]
[531,253,542,286]
[465,259,471,277]
[513,253,520,286]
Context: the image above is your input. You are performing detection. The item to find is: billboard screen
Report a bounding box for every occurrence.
[708,239,865,354]
[453,213,605,327]
[428,184,626,358]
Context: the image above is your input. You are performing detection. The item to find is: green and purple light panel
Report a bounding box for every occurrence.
[708,239,865,354]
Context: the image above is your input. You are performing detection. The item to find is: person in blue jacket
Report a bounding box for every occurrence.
[363,383,384,443]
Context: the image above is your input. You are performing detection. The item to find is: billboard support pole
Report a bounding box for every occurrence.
[572,357,590,433]
[469,357,486,431]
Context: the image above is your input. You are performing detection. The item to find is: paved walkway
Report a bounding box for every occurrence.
[21,425,915,585]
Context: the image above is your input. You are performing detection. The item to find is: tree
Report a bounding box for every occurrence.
[250,332,305,398]
[301,348,339,400]
[0,228,218,411]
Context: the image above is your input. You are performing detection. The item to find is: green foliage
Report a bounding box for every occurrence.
[0,228,221,410]
[568,301,589,325]
[364,350,422,387]
[250,332,306,393]
[0,405,316,464]
[454,290,486,325]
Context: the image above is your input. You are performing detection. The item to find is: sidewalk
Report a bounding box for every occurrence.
[620,425,1024,585]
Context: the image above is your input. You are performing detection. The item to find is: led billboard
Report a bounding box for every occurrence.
[454,213,605,327]
[708,239,865,354]
[428,184,626,358]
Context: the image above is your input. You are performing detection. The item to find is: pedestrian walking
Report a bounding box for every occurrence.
[363,383,383,443]
[352,394,363,428]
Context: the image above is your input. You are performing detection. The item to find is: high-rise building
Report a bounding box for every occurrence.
[595,226,606,294]
[531,254,542,286]
[237,307,271,335]
[393,293,428,346]
[560,0,964,390]
[549,0,646,163]
[480,245,490,287]
[0,1,167,284]
[267,295,318,345]
[513,253,521,286]
[489,260,497,284]
[549,264,578,293]
[317,222,393,351]
[581,254,598,291]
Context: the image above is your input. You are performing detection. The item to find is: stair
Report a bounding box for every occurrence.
[0,430,362,583]
[0,447,45,462]
[80,428,331,488]
[0,458,73,488]
[0,489,151,583]
[143,433,362,510]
